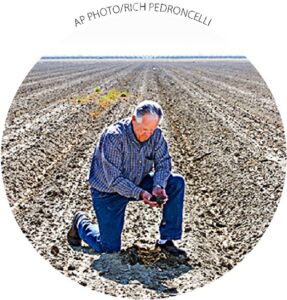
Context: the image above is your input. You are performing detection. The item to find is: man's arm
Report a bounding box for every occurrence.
[101,134,143,199]
[153,131,172,189]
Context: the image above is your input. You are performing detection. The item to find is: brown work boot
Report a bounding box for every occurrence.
[67,211,86,247]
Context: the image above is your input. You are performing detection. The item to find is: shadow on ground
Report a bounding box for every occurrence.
[89,245,192,296]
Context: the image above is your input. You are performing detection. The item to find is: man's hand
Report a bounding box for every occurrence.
[140,190,160,207]
[152,186,168,207]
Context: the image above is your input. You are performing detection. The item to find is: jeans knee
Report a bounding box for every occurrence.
[169,174,185,191]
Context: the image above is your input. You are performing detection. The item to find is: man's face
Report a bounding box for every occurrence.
[131,113,160,142]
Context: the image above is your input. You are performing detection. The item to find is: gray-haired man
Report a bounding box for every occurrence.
[67,100,186,256]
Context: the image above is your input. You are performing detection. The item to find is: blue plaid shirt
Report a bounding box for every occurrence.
[88,118,172,200]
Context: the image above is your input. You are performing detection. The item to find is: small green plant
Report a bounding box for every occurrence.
[120,91,128,97]
[95,86,101,93]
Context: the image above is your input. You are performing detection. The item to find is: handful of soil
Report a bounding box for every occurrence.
[150,194,166,205]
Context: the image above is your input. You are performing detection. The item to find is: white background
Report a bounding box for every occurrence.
[0,1,286,299]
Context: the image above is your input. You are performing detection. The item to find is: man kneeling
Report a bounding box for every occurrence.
[67,100,186,256]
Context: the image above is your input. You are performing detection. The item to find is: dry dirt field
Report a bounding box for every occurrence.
[1,59,286,299]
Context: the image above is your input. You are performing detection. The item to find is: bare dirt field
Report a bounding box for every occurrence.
[1,59,286,299]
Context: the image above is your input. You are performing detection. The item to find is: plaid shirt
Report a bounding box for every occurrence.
[88,117,172,200]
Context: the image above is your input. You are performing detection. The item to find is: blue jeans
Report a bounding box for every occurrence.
[77,173,185,253]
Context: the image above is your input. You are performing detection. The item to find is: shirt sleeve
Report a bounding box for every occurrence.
[153,131,172,188]
[101,133,142,200]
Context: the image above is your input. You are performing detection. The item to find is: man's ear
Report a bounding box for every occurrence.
[131,115,136,122]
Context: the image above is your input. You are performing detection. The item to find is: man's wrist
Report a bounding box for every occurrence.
[133,186,144,200]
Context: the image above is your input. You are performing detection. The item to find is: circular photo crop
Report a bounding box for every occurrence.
[1,56,286,299]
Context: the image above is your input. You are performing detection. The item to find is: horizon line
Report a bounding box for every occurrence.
[41,55,247,60]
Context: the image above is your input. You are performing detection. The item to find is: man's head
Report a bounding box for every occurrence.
[131,100,164,143]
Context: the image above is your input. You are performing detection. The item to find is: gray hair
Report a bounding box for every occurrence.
[134,100,164,123]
